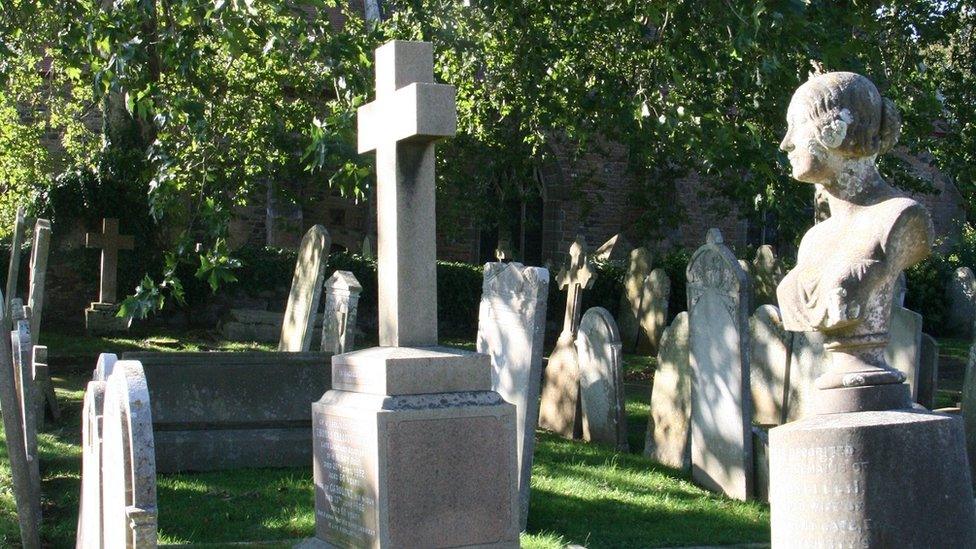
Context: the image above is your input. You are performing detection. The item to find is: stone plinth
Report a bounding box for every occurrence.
[311,346,519,548]
[85,302,131,335]
[770,410,976,547]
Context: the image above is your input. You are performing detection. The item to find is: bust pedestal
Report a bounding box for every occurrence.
[305,346,519,548]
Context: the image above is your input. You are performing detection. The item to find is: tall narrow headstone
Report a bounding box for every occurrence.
[687,228,753,501]
[77,378,106,549]
[5,207,26,312]
[319,270,362,355]
[10,299,41,520]
[751,245,785,307]
[884,305,923,402]
[279,225,331,352]
[309,40,519,548]
[964,344,976,483]
[539,237,596,438]
[27,218,51,340]
[617,248,651,353]
[477,261,550,530]
[636,268,671,356]
[644,312,691,470]
[100,359,158,548]
[947,266,976,338]
[749,305,793,426]
[917,333,939,409]
[577,307,627,450]
[0,292,41,548]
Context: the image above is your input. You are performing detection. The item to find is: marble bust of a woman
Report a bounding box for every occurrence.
[776,72,933,408]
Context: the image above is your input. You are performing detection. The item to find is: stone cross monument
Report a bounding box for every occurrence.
[308,41,518,549]
[769,72,975,547]
[556,237,596,338]
[86,218,134,304]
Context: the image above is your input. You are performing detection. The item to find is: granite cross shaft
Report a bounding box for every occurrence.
[357,40,456,347]
[85,218,134,304]
[556,237,596,338]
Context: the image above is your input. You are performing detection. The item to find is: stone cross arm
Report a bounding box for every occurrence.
[86,219,135,251]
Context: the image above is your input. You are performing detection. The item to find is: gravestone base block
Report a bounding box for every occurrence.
[769,409,976,548]
[85,302,132,335]
[312,347,519,549]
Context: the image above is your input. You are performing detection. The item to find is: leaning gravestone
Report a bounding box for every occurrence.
[636,268,671,356]
[477,261,550,530]
[947,266,976,338]
[307,40,519,548]
[5,207,26,312]
[320,270,363,355]
[27,218,51,340]
[10,299,40,514]
[644,312,691,470]
[100,359,158,548]
[0,291,40,548]
[278,225,331,352]
[539,236,596,439]
[617,247,651,353]
[885,305,923,402]
[751,245,785,307]
[687,228,753,501]
[85,218,134,334]
[749,305,792,426]
[917,333,939,409]
[577,307,627,451]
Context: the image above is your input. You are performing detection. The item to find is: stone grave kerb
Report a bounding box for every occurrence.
[86,218,134,304]
[556,237,596,339]
[358,40,456,348]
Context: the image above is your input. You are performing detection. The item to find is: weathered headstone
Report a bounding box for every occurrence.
[362,234,373,260]
[947,266,976,338]
[123,351,330,472]
[31,345,59,427]
[894,271,907,307]
[749,305,792,426]
[85,218,134,334]
[617,247,651,353]
[781,330,827,421]
[687,228,753,500]
[5,207,26,312]
[77,378,106,549]
[885,305,923,402]
[279,225,331,352]
[592,233,620,261]
[320,270,362,355]
[751,245,785,307]
[27,218,51,340]
[477,261,550,530]
[644,312,691,470]
[539,236,596,438]
[636,268,671,356]
[917,333,939,409]
[10,300,40,513]
[964,344,976,483]
[0,292,40,548]
[308,40,519,548]
[100,359,158,548]
[577,307,627,450]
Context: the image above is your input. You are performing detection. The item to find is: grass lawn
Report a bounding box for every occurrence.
[1,331,770,548]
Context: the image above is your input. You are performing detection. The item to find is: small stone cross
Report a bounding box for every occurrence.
[86,218,134,304]
[357,40,456,347]
[556,237,596,337]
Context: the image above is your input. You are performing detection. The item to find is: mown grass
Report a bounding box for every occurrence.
[2,332,769,548]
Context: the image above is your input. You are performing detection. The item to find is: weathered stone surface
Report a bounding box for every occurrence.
[85,302,132,335]
[10,300,40,519]
[577,307,627,451]
[617,247,651,353]
[27,219,51,340]
[100,359,158,548]
[687,229,753,501]
[644,312,691,470]
[963,343,976,483]
[85,218,134,304]
[751,245,785,307]
[749,305,792,426]
[636,268,671,356]
[476,261,549,529]
[320,270,362,355]
[32,345,59,427]
[122,351,331,472]
[279,225,331,352]
[785,331,827,421]
[917,333,939,409]
[947,266,976,338]
[76,378,106,549]
[539,237,595,438]
[331,346,488,395]
[592,233,620,261]
[752,426,770,503]
[4,207,25,313]
[770,410,976,547]
[884,305,923,402]
[0,293,40,548]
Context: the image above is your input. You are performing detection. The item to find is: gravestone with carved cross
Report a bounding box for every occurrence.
[539,237,597,439]
[307,41,519,548]
[84,219,134,335]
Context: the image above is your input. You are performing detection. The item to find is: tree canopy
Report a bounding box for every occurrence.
[0,0,972,314]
